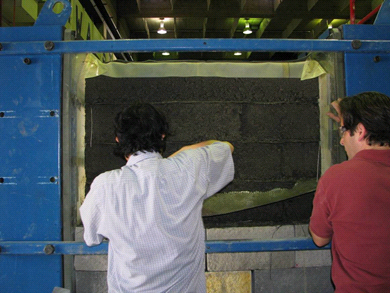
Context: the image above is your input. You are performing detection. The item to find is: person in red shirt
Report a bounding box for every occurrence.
[309,91,390,292]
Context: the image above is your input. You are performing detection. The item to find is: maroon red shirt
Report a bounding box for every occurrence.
[310,149,390,292]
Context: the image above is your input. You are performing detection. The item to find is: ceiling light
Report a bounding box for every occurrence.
[243,21,252,35]
[157,18,167,34]
[234,52,242,56]
[162,52,170,56]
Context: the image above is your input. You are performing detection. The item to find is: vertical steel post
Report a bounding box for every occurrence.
[0,1,71,291]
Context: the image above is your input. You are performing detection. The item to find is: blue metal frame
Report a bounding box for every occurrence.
[0,238,329,255]
[1,38,390,56]
[0,1,71,292]
[1,0,390,291]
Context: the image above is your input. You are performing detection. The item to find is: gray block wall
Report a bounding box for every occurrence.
[75,226,333,292]
[85,76,319,226]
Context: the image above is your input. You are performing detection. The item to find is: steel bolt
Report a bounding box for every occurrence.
[44,41,55,51]
[50,177,56,183]
[0,43,2,51]
[0,178,4,183]
[50,111,56,117]
[44,244,55,255]
[351,40,362,50]
[0,112,4,117]
[23,58,32,65]
[374,56,381,63]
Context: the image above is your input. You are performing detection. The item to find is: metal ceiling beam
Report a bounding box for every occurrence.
[174,17,178,38]
[143,18,150,39]
[255,18,271,38]
[308,0,320,11]
[311,19,329,38]
[241,0,247,10]
[136,0,141,12]
[282,18,303,38]
[203,18,208,38]
[338,0,350,13]
[230,18,240,38]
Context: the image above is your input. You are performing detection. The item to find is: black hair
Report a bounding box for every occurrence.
[113,102,170,158]
[340,91,390,146]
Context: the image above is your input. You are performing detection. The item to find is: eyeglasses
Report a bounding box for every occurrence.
[338,125,347,137]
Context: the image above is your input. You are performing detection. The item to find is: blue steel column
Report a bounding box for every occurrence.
[0,1,71,292]
[343,1,390,96]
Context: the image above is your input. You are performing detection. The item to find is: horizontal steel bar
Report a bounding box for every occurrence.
[0,38,390,56]
[0,238,329,255]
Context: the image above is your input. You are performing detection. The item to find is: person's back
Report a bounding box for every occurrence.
[80,102,234,292]
[310,91,390,292]
[315,149,390,291]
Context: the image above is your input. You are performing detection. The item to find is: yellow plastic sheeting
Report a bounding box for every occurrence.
[202,178,317,216]
[83,54,326,80]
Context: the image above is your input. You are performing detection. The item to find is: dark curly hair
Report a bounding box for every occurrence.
[340,91,390,146]
[113,102,170,158]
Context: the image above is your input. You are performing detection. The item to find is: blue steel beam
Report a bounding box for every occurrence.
[0,238,330,255]
[0,38,390,56]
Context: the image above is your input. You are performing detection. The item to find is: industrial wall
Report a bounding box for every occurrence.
[84,75,319,227]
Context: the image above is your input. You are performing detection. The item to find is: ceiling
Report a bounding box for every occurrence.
[79,0,381,62]
[1,0,383,61]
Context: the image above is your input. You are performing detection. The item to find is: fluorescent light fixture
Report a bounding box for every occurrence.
[158,18,167,34]
[243,21,252,35]
[162,52,170,56]
[234,52,242,56]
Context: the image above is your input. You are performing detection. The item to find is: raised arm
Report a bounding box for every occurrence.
[169,140,234,157]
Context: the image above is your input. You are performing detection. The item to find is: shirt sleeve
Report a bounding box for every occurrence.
[309,178,333,239]
[79,176,105,246]
[202,142,235,198]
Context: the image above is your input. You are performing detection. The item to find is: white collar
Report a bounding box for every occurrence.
[126,151,162,167]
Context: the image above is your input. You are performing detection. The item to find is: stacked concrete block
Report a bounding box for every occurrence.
[206,226,296,271]
[206,225,333,292]
[75,226,333,292]
[85,76,319,198]
[75,228,108,293]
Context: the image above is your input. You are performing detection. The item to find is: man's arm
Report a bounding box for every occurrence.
[169,140,234,157]
[309,226,331,247]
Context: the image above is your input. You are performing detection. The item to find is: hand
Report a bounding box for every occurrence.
[326,98,342,124]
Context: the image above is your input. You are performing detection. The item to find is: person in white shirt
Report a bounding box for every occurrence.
[80,102,234,292]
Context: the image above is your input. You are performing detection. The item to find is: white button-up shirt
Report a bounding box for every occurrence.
[80,142,234,292]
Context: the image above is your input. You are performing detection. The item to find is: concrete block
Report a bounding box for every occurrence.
[233,143,282,181]
[85,143,125,184]
[76,271,108,293]
[281,142,319,179]
[253,266,333,293]
[206,271,251,293]
[271,251,295,269]
[75,227,108,272]
[75,227,84,241]
[293,224,332,268]
[295,249,332,268]
[160,103,242,142]
[294,224,310,237]
[207,251,270,271]
[74,255,108,271]
[206,226,295,240]
[206,226,296,271]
